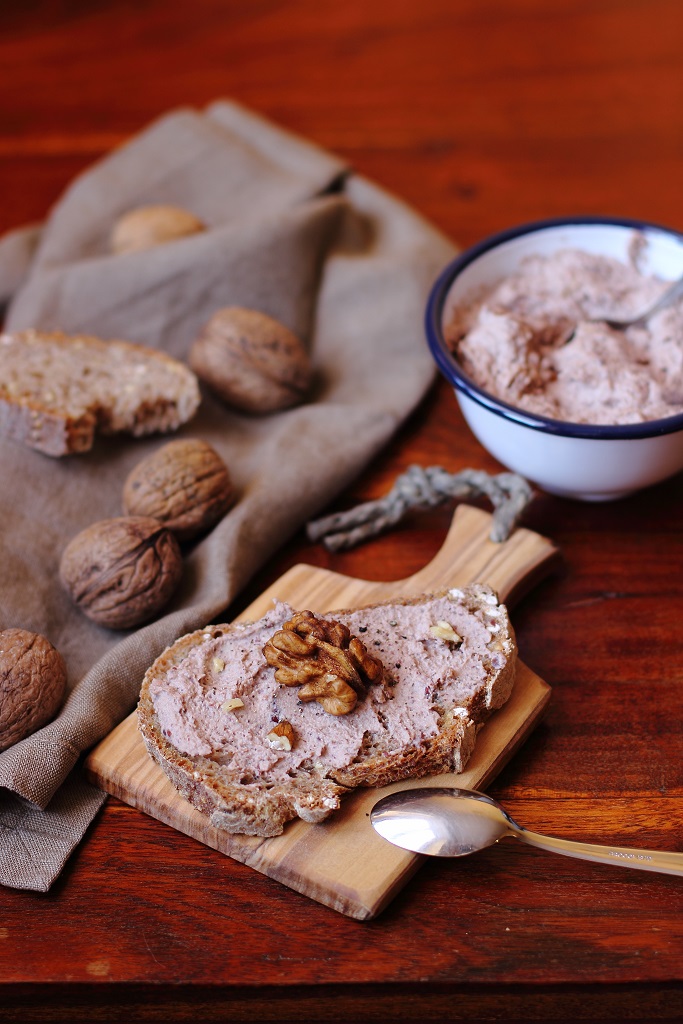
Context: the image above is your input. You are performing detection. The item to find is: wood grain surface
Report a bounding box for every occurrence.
[2,1,683,1021]
[84,506,555,919]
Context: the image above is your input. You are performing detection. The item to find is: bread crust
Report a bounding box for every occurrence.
[0,330,200,456]
[137,586,517,837]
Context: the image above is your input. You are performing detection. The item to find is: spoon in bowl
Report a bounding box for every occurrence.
[597,271,683,330]
[561,271,683,344]
[370,787,683,877]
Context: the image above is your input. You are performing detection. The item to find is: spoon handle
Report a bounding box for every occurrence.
[515,826,683,877]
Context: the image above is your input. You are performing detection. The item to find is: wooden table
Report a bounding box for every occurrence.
[1,1,682,1019]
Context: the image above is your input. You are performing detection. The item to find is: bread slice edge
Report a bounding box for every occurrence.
[137,586,517,837]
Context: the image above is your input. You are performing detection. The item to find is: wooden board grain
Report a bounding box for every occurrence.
[85,505,558,919]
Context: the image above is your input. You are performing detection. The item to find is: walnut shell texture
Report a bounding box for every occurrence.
[189,306,313,414]
[0,628,67,752]
[60,516,183,629]
[110,204,205,254]
[123,439,235,541]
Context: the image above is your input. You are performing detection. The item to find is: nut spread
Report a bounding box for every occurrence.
[147,591,512,780]
[447,246,683,425]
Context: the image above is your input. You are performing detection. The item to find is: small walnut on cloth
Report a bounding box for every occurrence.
[0,100,456,892]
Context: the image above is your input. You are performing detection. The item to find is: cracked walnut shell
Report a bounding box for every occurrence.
[123,439,235,541]
[189,306,313,414]
[60,516,183,629]
[0,628,67,752]
[263,610,384,715]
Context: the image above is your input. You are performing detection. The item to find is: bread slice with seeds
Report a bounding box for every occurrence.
[136,584,516,837]
[0,329,200,456]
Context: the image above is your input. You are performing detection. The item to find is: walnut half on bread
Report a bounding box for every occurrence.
[263,609,385,715]
[0,330,200,456]
[137,586,517,838]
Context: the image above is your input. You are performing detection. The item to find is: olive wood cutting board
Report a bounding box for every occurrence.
[85,504,559,920]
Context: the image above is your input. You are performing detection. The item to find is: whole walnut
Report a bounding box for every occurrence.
[123,439,235,541]
[189,306,313,414]
[110,204,205,254]
[0,629,67,752]
[60,516,183,629]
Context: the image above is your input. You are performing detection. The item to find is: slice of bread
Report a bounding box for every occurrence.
[137,585,517,838]
[0,329,200,456]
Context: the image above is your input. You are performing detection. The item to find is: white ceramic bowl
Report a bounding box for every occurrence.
[425,216,683,501]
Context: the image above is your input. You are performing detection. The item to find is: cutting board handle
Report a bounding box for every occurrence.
[402,504,559,607]
[249,504,559,621]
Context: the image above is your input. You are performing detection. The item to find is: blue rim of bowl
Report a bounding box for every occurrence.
[425,215,683,440]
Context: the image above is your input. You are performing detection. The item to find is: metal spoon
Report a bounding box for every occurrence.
[371,787,683,877]
[561,271,683,344]
[597,271,683,330]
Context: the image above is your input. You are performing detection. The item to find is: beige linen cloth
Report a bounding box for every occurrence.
[0,100,455,891]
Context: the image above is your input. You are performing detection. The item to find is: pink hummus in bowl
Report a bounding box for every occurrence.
[425,217,683,500]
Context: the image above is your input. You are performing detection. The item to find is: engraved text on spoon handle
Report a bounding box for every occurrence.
[514,826,683,877]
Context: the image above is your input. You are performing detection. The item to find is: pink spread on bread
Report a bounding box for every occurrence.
[148,592,510,779]
[137,584,516,836]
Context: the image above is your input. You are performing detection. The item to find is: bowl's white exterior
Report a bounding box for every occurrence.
[456,391,683,501]
[436,220,683,500]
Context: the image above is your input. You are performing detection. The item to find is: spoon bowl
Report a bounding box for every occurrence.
[561,270,683,343]
[596,270,683,329]
[371,787,683,877]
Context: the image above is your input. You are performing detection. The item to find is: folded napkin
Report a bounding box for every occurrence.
[0,100,456,891]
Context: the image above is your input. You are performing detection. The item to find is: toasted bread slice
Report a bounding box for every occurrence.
[137,585,516,837]
[0,329,200,456]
